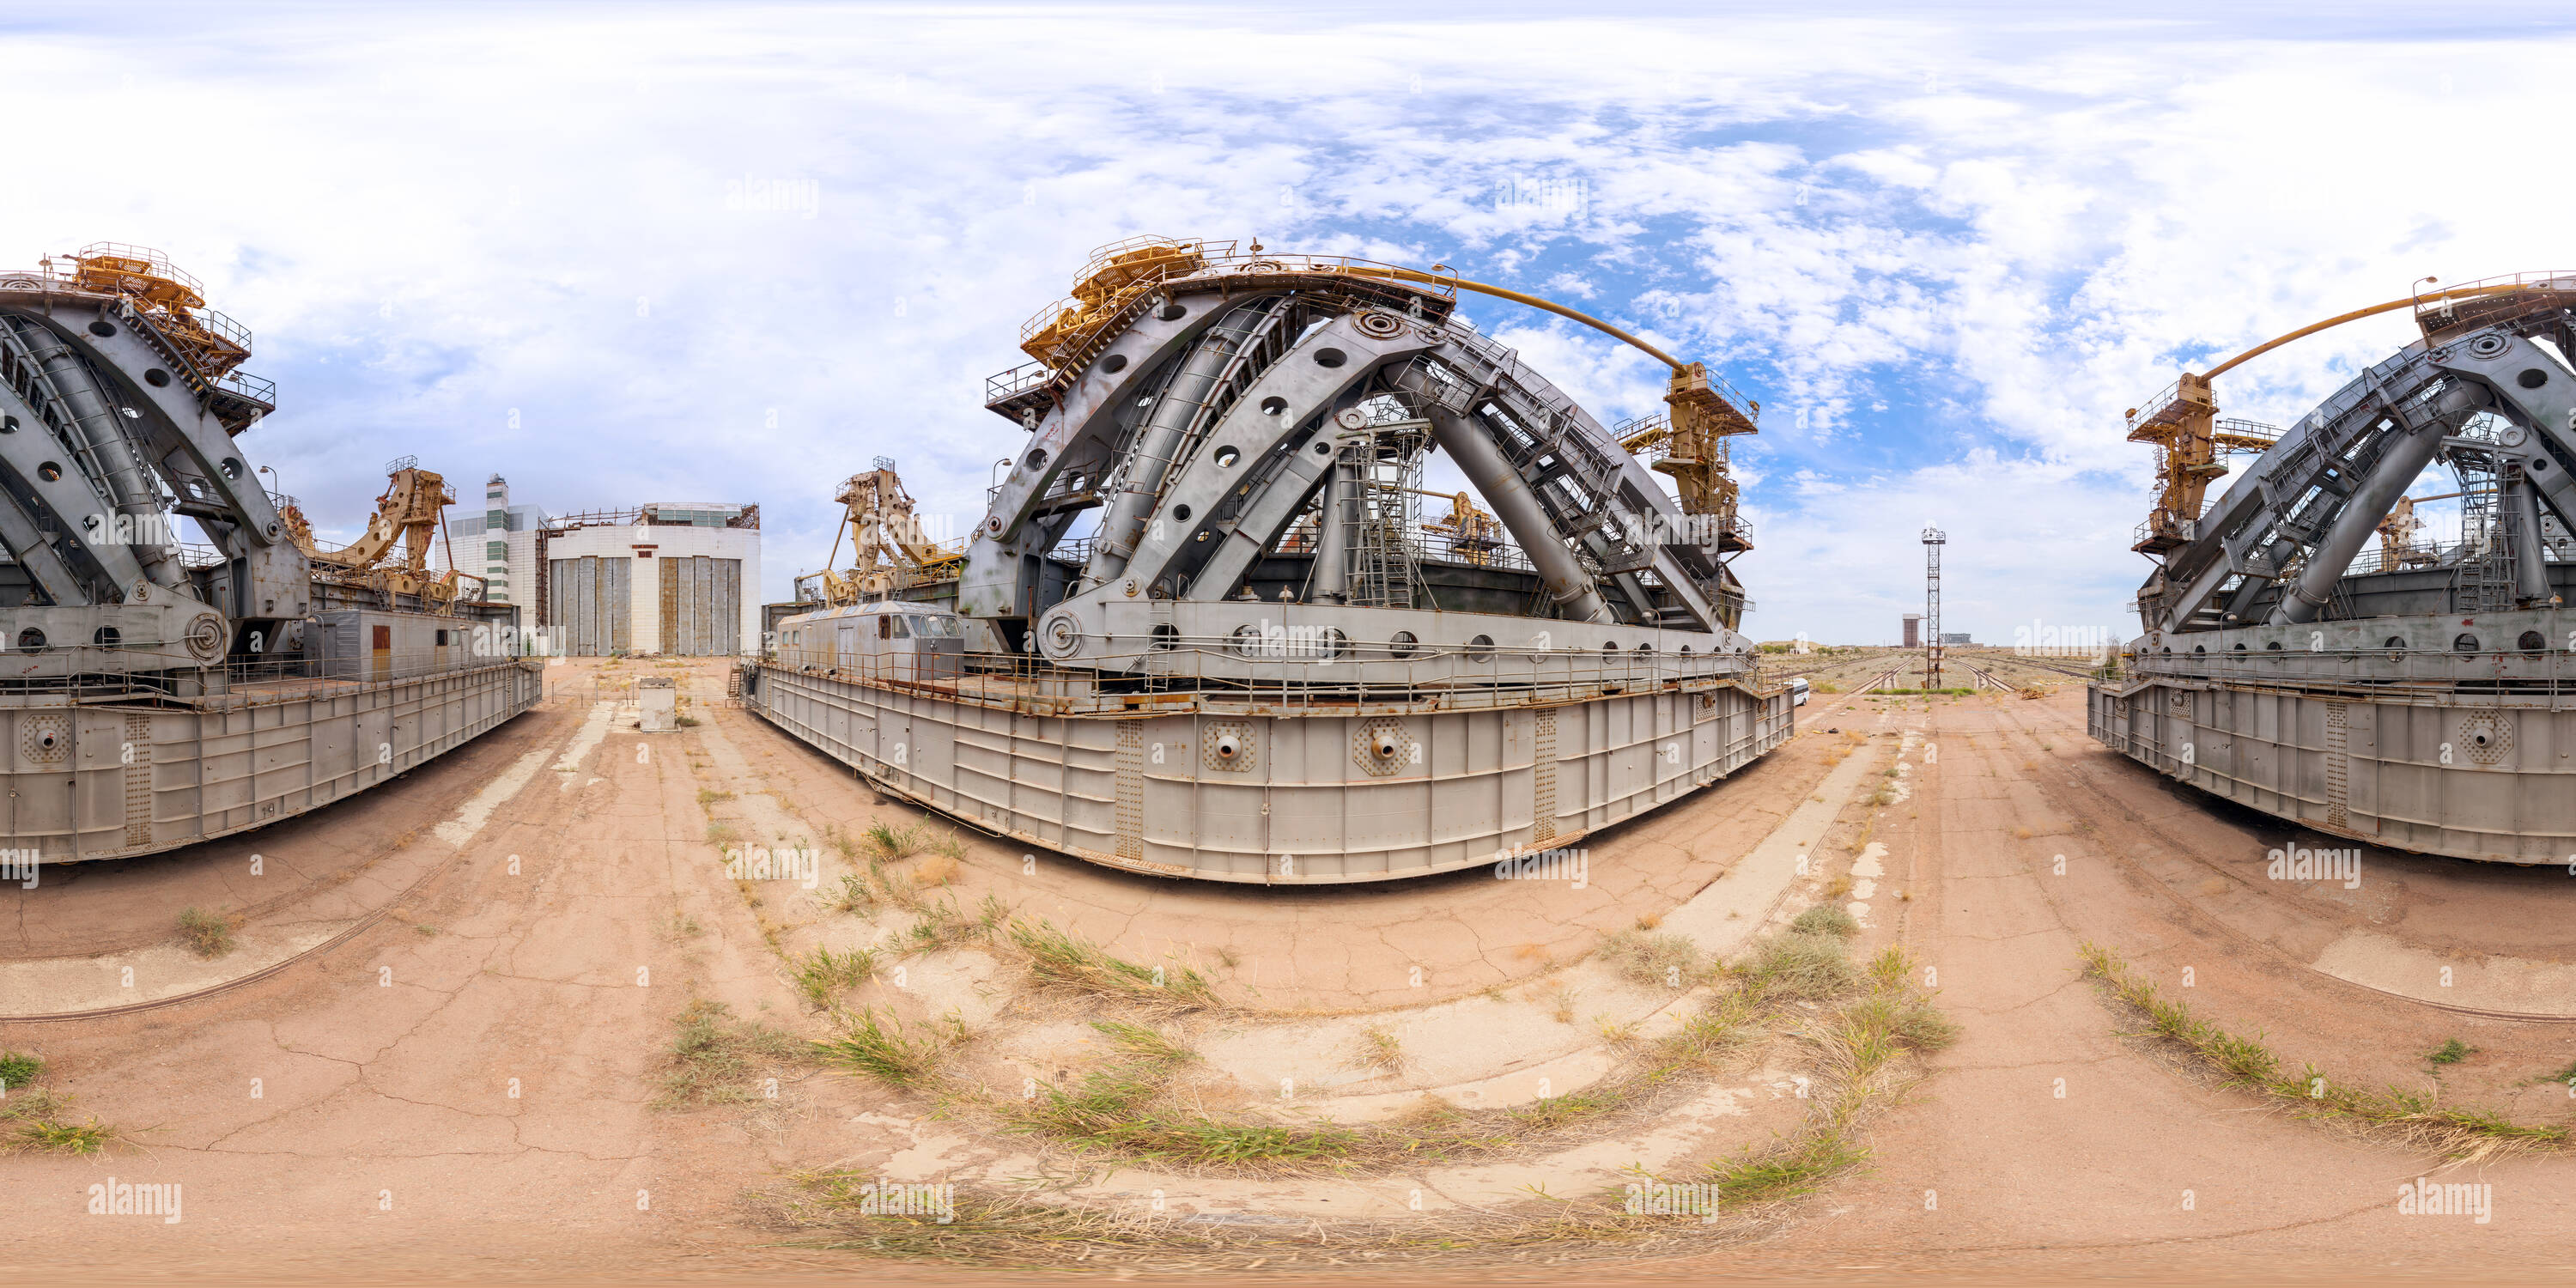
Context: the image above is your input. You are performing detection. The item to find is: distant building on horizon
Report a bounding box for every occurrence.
[1902,612,1923,648]
[445,478,762,655]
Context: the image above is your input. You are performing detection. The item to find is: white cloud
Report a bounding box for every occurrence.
[6,8,2567,641]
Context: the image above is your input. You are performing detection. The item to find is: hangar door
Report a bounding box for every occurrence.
[659,556,743,656]
[547,556,631,655]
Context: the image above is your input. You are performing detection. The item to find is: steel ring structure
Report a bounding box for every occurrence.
[2096,272,2576,863]
[0,243,539,866]
[747,237,1794,883]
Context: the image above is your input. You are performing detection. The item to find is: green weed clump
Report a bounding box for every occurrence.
[0,1051,42,1091]
[794,946,878,1006]
[865,821,926,862]
[813,1007,963,1088]
[0,1086,131,1156]
[1790,905,1859,939]
[177,907,235,958]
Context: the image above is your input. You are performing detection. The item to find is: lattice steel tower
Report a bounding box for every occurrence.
[1923,526,1946,690]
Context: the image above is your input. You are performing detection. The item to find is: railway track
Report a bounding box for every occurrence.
[2010,655,2110,681]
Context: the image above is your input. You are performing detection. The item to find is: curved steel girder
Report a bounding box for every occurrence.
[0,380,149,599]
[1182,419,1345,603]
[1084,298,1285,586]
[42,307,293,552]
[2149,324,2576,631]
[969,273,1746,638]
[1,316,182,592]
[1425,402,1611,622]
[1105,314,1431,600]
[1405,332,1728,633]
[958,291,1274,621]
[2149,340,2452,631]
[0,295,290,553]
[0,466,88,604]
[2430,333,2576,526]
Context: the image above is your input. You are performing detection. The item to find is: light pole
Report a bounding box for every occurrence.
[1923,526,1947,690]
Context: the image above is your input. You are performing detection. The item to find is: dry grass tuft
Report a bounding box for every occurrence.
[177,907,236,958]
[1733,927,1861,1002]
[1701,945,1953,1204]
[864,820,926,862]
[656,999,809,1107]
[828,873,878,916]
[1789,905,1859,939]
[1,1087,131,1156]
[897,895,1005,955]
[1004,918,1218,1012]
[1596,928,1708,988]
[909,854,959,891]
[1352,1025,1406,1075]
[2080,943,2567,1161]
[813,1006,964,1089]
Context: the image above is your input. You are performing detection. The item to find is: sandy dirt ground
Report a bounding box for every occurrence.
[3,663,2573,1285]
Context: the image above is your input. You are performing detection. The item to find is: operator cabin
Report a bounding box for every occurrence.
[778,601,966,681]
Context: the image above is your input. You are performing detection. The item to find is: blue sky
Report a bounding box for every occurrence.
[8,3,2574,642]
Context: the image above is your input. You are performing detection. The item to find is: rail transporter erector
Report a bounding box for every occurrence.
[744,238,1793,884]
[2097,273,2576,864]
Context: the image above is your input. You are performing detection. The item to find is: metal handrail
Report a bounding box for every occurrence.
[2127,640,2576,705]
[214,368,276,405]
[985,361,1053,407]
[0,641,538,702]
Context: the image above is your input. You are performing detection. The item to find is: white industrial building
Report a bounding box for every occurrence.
[445,482,762,656]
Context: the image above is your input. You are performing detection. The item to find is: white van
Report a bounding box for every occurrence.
[1787,677,1810,707]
